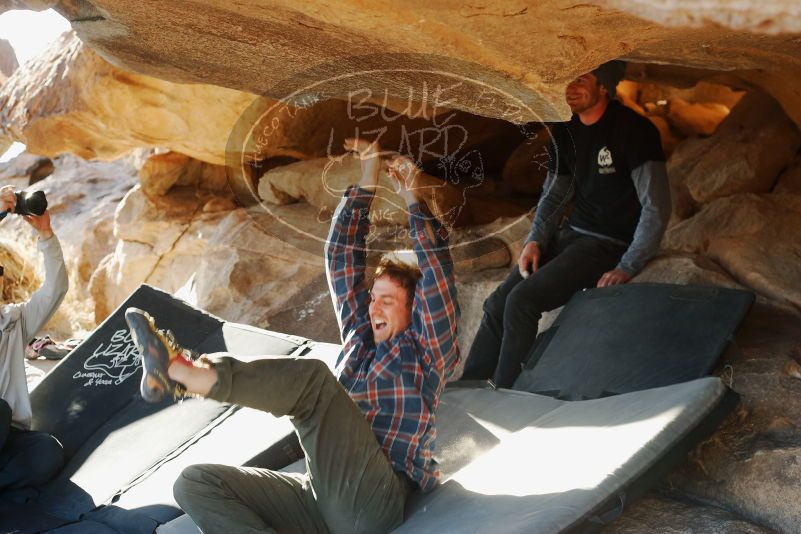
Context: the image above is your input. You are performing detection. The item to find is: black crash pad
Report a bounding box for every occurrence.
[1,285,307,532]
[513,283,754,400]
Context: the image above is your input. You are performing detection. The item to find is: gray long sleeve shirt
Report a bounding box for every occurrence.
[0,235,68,429]
[527,160,671,275]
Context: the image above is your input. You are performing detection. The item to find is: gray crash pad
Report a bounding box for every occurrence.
[163,376,736,534]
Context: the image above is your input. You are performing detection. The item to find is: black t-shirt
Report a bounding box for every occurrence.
[547,100,665,243]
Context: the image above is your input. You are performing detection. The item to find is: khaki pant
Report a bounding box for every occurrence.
[173,356,411,534]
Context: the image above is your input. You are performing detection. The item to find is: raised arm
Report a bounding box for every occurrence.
[19,212,69,342]
[325,139,383,344]
[388,157,460,378]
[326,186,374,343]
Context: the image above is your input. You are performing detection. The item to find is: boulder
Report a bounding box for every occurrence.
[0,37,18,81]
[48,0,801,131]
[89,185,233,321]
[0,32,257,165]
[632,252,743,290]
[774,156,801,195]
[608,495,774,534]
[667,98,730,137]
[0,152,53,186]
[664,193,801,310]
[663,299,801,533]
[500,127,550,196]
[189,205,322,328]
[0,152,139,336]
[257,157,466,228]
[139,151,229,197]
[666,137,706,223]
[601,0,801,34]
[678,92,801,205]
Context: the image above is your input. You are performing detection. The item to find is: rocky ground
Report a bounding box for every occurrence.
[1,6,801,532]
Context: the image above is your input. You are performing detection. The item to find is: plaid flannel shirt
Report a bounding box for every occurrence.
[325,186,460,492]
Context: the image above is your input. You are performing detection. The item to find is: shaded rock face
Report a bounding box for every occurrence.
[682,93,800,204]
[665,194,801,310]
[666,91,801,223]
[663,300,801,533]
[607,495,776,534]
[775,156,801,196]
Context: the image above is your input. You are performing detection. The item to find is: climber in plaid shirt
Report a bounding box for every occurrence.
[153,137,459,533]
[328,139,461,493]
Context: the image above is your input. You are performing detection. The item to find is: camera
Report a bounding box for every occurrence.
[15,191,48,216]
[0,190,48,222]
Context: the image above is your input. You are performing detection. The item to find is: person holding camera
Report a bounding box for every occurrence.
[0,185,68,495]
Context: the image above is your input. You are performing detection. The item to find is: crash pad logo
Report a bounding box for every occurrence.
[224,53,555,259]
[73,329,141,387]
[597,146,616,174]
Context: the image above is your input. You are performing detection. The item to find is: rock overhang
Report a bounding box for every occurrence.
[5,0,789,129]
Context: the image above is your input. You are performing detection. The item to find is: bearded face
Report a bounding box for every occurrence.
[565,73,606,114]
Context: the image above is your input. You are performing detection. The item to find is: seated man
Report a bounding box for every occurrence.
[462,60,671,388]
[125,139,460,533]
[0,186,68,494]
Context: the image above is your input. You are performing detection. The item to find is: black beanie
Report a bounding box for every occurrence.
[592,60,626,99]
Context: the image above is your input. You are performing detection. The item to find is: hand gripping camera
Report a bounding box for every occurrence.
[0,190,48,221]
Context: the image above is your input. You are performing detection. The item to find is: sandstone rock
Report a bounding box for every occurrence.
[139,151,229,197]
[258,156,466,228]
[633,252,743,290]
[601,0,801,34]
[635,81,745,113]
[774,156,801,195]
[50,0,801,131]
[0,1,54,14]
[663,299,801,533]
[89,185,234,321]
[0,152,53,185]
[188,206,322,328]
[0,238,40,305]
[666,137,706,223]
[680,92,801,204]
[664,193,801,310]
[667,98,729,137]
[647,115,681,157]
[0,37,18,81]
[500,127,550,196]
[608,495,774,534]
[0,32,257,165]
[265,274,340,344]
[0,152,139,336]
[665,92,801,220]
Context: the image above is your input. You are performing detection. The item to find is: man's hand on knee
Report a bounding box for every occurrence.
[518,241,541,278]
[597,268,632,288]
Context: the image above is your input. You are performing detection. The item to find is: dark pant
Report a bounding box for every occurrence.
[0,399,64,493]
[462,227,626,388]
[173,356,410,534]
